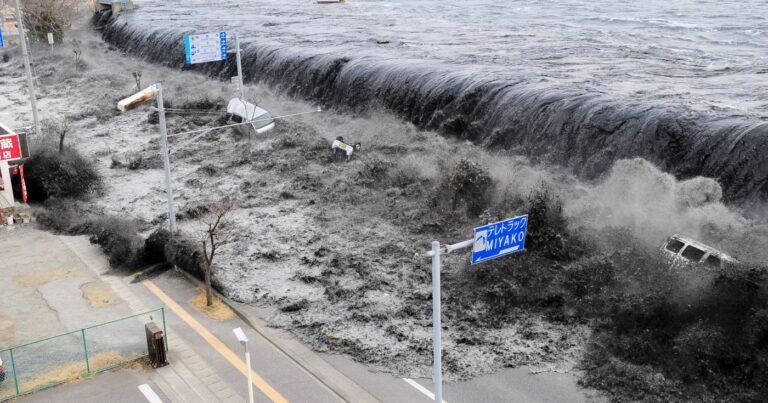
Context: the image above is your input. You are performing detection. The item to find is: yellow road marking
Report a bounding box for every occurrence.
[143,279,289,403]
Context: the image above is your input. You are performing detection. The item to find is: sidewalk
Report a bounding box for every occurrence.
[57,230,374,403]
[0,227,241,402]
[2,227,431,403]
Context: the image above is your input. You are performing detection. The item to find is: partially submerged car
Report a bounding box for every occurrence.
[227,98,275,136]
[660,234,736,268]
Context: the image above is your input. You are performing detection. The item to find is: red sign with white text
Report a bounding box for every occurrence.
[0,134,21,162]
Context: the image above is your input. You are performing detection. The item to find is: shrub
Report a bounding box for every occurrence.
[23,0,85,42]
[88,217,142,267]
[164,236,205,277]
[24,148,102,201]
[142,228,172,265]
[524,184,577,260]
[435,158,493,217]
[357,158,393,187]
[388,159,422,188]
[35,198,90,233]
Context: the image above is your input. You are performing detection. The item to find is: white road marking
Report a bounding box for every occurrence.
[403,378,448,403]
[138,384,164,403]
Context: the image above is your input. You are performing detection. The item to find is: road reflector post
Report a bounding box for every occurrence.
[233,327,255,403]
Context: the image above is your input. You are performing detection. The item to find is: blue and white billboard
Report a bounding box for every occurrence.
[184,32,227,65]
[471,215,528,265]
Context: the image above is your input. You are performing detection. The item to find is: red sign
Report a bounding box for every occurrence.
[0,134,21,162]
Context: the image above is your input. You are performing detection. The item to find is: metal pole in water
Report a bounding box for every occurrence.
[235,32,245,100]
[155,84,177,234]
[431,240,442,403]
[14,0,41,138]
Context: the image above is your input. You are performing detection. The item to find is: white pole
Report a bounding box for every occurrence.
[431,240,442,403]
[14,0,41,138]
[234,32,244,100]
[155,83,176,234]
[0,161,14,208]
[244,341,254,403]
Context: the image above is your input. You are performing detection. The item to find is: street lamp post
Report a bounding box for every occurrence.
[117,83,176,234]
[233,327,254,403]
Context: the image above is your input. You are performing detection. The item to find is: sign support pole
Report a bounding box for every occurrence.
[431,240,442,403]
[14,0,41,138]
[420,216,528,402]
[235,32,245,101]
[423,239,471,403]
[155,83,176,234]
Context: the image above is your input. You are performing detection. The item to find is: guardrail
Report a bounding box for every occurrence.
[0,308,166,401]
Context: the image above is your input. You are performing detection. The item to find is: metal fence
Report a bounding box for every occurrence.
[0,308,166,401]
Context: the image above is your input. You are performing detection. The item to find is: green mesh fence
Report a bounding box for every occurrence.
[0,308,166,401]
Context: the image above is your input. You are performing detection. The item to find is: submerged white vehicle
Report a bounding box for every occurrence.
[227,98,275,136]
[660,234,736,268]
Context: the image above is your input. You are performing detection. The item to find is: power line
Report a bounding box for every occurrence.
[168,108,322,154]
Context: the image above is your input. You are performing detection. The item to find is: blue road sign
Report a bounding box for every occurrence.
[0,29,4,49]
[471,215,528,264]
[184,32,227,65]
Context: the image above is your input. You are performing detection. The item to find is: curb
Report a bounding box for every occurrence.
[174,268,380,403]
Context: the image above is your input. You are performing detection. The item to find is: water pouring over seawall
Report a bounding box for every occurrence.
[94,7,768,204]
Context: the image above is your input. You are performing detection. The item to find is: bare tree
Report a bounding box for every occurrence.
[199,199,236,306]
[73,47,82,72]
[132,70,142,91]
[42,117,71,153]
[22,0,85,42]
[57,118,71,152]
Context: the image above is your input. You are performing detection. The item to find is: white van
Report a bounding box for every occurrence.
[227,98,275,136]
[660,234,736,268]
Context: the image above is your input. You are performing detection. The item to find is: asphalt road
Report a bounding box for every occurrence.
[15,267,602,403]
[130,270,346,403]
[20,369,169,403]
[8,230,602,402]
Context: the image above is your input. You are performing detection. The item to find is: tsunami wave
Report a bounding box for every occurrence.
[94,12,768,204]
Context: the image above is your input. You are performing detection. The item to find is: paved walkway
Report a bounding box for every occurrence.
[2,227,376,402]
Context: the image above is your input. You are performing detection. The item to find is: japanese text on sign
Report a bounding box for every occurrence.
[0,134,22,162]
[471,214,528,264]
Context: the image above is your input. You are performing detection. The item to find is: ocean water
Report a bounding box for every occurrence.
[100,0,768,201]
[126,0,768,117]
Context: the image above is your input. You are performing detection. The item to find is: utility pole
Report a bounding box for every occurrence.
[155,83,177,234]
[14,0,41,138]
[234,32,245,100]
